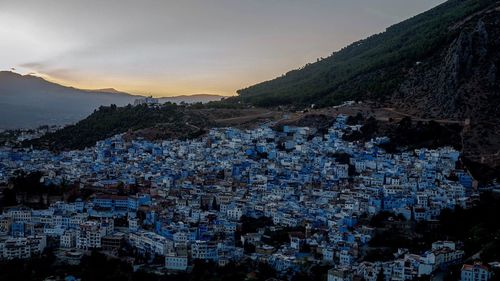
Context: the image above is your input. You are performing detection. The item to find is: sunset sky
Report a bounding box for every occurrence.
[0,0,445,97]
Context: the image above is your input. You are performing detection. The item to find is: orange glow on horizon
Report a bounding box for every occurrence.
[28,71,238,98]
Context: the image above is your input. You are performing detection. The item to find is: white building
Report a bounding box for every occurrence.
[61,231,77,248]
[76,221,105,250]
[128,231,173,256]
[27,235,46,255]
[134,96,159,106]
[165,254,188,271]
[191,240,217,261]
[461,263,492,281]
[322,247,335,262]
[226,204,244,221]
[1,238,30,259]
[5,208,32,223]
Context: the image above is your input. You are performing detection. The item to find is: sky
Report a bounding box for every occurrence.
[0,0,446,97]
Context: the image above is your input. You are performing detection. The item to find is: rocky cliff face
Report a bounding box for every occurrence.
[392,5,499,173]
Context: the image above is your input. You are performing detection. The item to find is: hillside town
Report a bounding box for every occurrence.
[0,115,496,281]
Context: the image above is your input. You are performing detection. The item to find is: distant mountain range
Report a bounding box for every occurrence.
[0,71,224,129]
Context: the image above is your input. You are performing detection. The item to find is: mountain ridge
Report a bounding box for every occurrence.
[0,71,138,129]
[0,71,226,129]
[234,0,497,107]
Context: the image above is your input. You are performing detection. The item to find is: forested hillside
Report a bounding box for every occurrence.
[235,0,496,107]
[25,103,211,151]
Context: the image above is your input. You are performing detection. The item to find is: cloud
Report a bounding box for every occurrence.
[19,62,47,69]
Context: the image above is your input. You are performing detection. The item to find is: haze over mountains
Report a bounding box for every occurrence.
[0,71,223,129]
